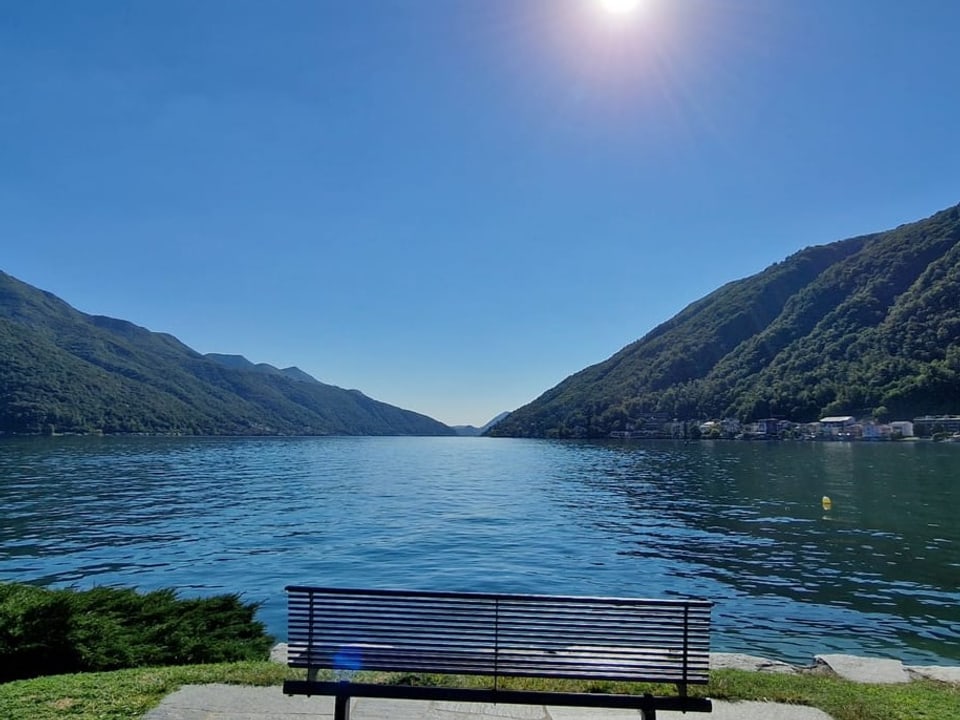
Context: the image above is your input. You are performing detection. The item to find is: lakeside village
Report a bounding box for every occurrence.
[607,414,960,442]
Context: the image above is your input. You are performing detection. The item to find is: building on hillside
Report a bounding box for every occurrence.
[698,420,721,437]
[721,418,741,436]
[890,420,914,437]
[913,415,960,436]
[820,416,856,438]
[755,418,780,438]
[861,422,892,440]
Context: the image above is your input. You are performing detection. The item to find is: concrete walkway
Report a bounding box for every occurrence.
[142,651,960,720]
[143,685,833,720]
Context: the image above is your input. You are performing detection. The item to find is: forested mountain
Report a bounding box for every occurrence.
[491,203,960,438]
[0,272,453,436]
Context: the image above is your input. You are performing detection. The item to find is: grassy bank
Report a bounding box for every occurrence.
[706,669,960,720]
[0,662,287,720]
[0,662,957,720]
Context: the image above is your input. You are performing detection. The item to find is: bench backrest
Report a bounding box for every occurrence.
[286,586,711,687]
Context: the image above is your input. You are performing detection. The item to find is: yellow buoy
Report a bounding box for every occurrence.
[822,495,832,511]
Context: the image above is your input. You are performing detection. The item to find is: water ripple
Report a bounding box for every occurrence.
[0,435,957,665]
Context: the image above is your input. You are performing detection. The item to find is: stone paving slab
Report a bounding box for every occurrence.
[546,708,640,720]
[142,684,325,719]
[908,665,960,684]
[814,654,911,684]
[350,699,551,720]
[433,702,547,718]
[660,700,832,720]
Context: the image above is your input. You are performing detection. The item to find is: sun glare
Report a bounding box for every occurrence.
[598,0,644,15]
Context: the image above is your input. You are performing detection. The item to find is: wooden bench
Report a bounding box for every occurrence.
[283,586,712,720]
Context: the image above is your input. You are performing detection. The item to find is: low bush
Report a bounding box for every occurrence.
[0,583,273,682]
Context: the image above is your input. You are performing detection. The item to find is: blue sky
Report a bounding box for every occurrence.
[2,1,959,427]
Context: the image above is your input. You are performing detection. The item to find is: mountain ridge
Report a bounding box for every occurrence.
[490,203,960,438]
[204,353,324,385]
[0,271,453,436]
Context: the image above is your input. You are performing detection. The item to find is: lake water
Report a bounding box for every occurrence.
[1,436,958,666]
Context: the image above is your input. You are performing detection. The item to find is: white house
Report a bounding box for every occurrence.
[820,416,856,437]
[890,420,914,437]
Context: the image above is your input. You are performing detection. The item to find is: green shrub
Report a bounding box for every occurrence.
[0,583,273,681]
[0,584,79,680]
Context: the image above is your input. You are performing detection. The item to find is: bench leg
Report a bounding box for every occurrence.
[334,691,350,720]
[640,695,656,720]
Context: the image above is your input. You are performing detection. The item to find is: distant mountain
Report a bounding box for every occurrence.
[0,272,454,436]
[490,203,960,438]
[452,411,511,437]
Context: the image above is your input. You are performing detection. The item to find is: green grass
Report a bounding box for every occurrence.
[707,670,960,720]
[0,664,958,720]
[0,662,287,720]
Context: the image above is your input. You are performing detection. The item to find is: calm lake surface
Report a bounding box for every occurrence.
[1,436,958,665]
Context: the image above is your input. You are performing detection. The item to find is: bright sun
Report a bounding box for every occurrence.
[598,0,643,15]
